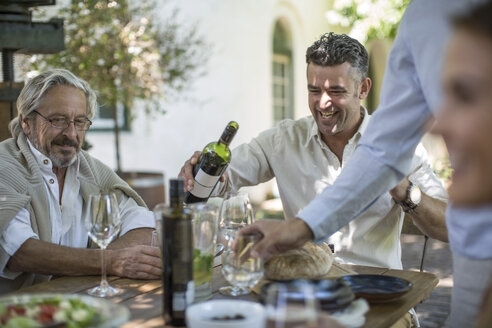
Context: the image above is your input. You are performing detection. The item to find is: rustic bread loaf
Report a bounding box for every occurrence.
[264,241,333,280]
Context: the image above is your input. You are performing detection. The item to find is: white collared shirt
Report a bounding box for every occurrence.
[0,140,154,279]
[297,0,492,260]
[220,108,447,269]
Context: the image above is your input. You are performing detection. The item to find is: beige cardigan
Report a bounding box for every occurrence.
[0,133,147,293]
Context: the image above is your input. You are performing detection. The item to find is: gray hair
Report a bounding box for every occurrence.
[9,69,98,137]
[306,32,369,81]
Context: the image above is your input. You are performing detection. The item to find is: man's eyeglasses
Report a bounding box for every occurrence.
[32,110,92,131]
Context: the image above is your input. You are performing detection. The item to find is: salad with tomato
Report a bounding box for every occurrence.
[0,295,99,328]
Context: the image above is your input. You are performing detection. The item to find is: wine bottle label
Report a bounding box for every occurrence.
[191,169,220,198]
[186,281,195,305]
[172,292,186,311]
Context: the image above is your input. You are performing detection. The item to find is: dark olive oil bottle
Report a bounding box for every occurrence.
[162,179,194,326]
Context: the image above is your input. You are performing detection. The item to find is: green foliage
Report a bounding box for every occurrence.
[434,158,453,184]
[28,0,208,120]
[326,0,411,42]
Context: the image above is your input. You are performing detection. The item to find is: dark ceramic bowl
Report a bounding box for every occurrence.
[339,274,413,303]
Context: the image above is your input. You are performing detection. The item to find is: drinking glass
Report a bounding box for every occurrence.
[220,233,263,296]
[265,280,320,328]
[85,192,122,297]
[152,204,164,249]
[151,229,159,248]
[219,191,255,249]
[188,202,219,302]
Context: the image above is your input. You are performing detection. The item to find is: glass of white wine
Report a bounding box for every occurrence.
[218,191,255,249]
[220,233,263,296]
[85,192,123,297]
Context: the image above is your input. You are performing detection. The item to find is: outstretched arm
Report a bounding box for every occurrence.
[7,229,161,280]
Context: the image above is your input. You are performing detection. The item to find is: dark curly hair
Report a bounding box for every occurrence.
[305,32,369,81]
[452,0,492,38]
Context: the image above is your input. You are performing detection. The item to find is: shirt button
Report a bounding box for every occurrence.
[49,179,55,184]
[43,159,49,165]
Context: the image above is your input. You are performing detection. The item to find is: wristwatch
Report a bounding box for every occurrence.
[400,181,421,213]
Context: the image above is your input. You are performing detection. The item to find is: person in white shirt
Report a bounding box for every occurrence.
[182,32,448,327]
[235,1,491,327]
[0,69,161,294]
[180,33,447,268]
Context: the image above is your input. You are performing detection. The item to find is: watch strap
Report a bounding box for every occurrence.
[398,182,420,213]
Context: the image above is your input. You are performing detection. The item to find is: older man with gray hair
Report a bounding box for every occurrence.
[0,69,161,293]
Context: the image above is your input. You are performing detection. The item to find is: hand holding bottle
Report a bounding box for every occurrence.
[179,151,229,192]
[180,121,239,204]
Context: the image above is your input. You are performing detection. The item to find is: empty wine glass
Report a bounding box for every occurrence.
[85,192,122,297]
[220,233,263,296]
[219,191,255,249]
[265,280,319,328]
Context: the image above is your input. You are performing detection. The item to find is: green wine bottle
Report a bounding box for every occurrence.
[184,121,239,203]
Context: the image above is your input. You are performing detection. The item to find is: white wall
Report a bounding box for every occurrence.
[86,0,333,202]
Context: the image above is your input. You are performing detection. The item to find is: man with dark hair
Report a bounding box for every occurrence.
[181,31,447,275]
[238,1,490,327]
[182,33,448,326]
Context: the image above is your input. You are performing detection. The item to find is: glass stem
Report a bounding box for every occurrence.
[100,246,109,288]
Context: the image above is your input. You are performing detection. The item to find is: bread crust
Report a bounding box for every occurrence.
[264,241,333,280]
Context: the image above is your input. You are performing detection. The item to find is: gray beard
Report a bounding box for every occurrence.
[28,132,78,168]
[49,151,77,168]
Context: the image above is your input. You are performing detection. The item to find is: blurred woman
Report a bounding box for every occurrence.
[431,1,492,326]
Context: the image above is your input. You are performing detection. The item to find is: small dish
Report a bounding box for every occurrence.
[339,274,413,303]
[186,299,265,328]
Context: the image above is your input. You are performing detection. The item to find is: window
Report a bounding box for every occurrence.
[91,103,129,131]
[272,20,294,123]
[272,54,292,122]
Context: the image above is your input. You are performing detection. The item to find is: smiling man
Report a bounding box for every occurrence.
[0,69,161,293]
[181,33,447,298]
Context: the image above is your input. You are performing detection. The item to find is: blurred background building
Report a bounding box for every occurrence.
[1,0,449,206]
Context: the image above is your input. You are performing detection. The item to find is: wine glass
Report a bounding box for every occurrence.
[265,280,320,328]
[85,192,122,297]
[219,191,255,249]
[220,233,263,296]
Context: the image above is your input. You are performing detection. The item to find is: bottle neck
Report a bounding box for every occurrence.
[219,127,237,145]
[170,195,184,208]
[169,179,185,208]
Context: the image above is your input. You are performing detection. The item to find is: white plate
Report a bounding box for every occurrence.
[0,293,130,328]
[186,299,266,328]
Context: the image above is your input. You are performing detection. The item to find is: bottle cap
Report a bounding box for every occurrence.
[221,121,239,144]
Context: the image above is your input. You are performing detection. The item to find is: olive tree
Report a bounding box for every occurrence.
[27,0,208,171]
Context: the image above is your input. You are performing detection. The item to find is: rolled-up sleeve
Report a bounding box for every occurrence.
[410,144,448,201]
[0,208,39,279]
[118,194,155,236]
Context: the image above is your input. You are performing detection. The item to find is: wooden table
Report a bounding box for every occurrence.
[8,264,438,328]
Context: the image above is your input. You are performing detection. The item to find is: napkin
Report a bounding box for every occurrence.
[330,298,369,328]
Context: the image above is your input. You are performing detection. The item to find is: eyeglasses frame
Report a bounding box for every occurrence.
[32,110,92,131]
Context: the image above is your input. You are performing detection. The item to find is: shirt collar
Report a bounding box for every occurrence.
[310,106,371,145]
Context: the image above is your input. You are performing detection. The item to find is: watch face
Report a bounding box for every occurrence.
[409,185,422,204]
